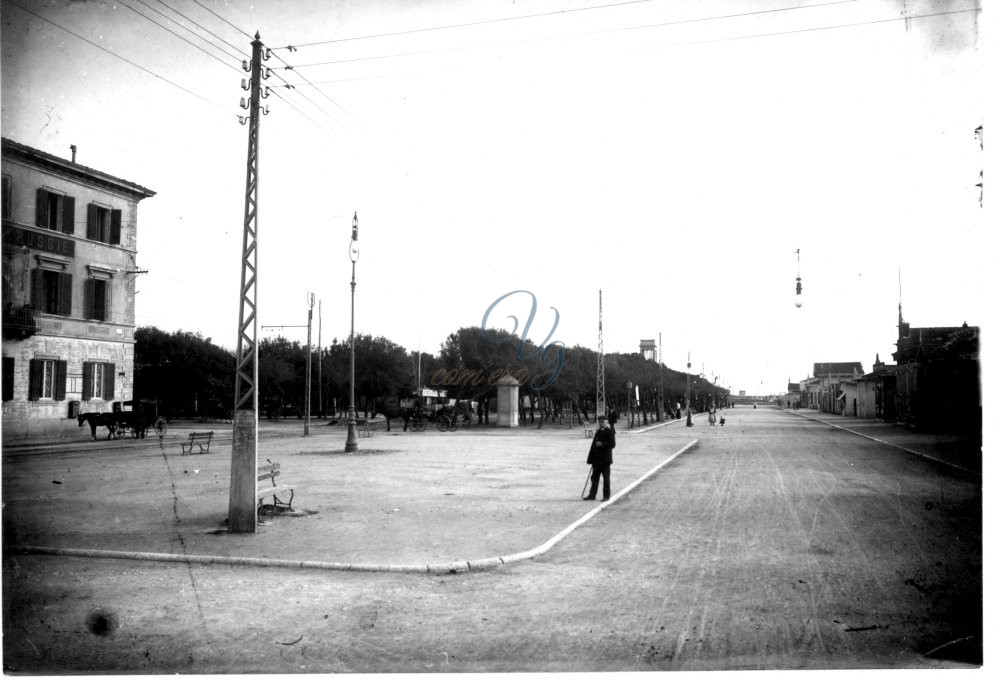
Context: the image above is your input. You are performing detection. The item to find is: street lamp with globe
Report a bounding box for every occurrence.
[794,248,804,308]
[344,212,359,453]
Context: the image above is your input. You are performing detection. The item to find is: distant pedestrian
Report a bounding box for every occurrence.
[720,413,726,426]
[708,409,716,426]
[584,415,616,501]
[608,409,619,432]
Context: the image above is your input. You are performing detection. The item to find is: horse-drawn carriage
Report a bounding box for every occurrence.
[433,402,472,432]
[78,399,167,441]
[373,397,473,433]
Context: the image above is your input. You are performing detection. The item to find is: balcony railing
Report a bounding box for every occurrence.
[3,303,39,339]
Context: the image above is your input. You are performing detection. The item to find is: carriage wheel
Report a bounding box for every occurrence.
[449,416,459,433]
[154,417,167,439]
[413,418,427,433]
[436,415,450,432]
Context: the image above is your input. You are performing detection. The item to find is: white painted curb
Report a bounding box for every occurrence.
[16,439,700,574]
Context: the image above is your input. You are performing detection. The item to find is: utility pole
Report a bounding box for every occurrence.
[317,300,323,419]
[304,292,314,436]
[658,331,664,422]
[229,32,270,533]
[596,289,606,418]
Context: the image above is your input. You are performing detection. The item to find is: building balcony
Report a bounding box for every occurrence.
[3,303,40,340]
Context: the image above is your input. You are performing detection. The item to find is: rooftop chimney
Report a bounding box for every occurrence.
[70,145,77,163]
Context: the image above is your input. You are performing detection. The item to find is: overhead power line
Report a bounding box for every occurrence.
[188,0,254,40]
[288,0,861,68]
[263,49,361,129]
[150,0,250,60]
[289,3,977,69]
[288,0,662,48]
[115,0,244,74]
[161,0,357,132]
[7,0,235,117]
[649,5,981,51]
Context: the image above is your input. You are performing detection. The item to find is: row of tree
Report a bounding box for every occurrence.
[133,325,729,423]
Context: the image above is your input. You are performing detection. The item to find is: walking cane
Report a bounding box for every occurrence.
[581,465,593,499]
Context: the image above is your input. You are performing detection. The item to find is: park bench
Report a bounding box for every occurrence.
[357,419,375,437]
[584,427,595,438]
[180,431,214,455]
[256,460,295,517]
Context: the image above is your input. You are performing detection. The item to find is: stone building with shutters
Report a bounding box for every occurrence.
[2,138,155,438]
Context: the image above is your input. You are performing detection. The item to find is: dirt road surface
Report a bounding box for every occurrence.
[2,407,982,672]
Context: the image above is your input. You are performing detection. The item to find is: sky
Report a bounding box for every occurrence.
[1,0,987,396]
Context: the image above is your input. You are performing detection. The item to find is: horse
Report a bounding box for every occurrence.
[78,412,116,441]
[371,400,417,432]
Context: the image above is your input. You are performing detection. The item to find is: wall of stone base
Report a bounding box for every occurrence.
[2,414,90,441]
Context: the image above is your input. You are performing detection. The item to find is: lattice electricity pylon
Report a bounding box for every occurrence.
[234,33,269,413]
[596,289,606,417]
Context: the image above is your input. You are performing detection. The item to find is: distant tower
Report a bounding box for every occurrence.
[596,290,606,417]
[897,267,910,339]
[640,339,657,361]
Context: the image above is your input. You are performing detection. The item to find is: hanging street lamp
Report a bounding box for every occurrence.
[794,248,804,308]
[345,212,360,453]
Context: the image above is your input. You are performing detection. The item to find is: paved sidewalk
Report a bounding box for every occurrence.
[3,418,703,572]
[787,408,982,475]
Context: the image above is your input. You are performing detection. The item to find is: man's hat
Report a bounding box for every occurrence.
[598,415,608,421]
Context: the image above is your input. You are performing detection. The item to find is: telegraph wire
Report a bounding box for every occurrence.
[288,0,860,68]
[140,1,344,133]
[286,0,856,53]
[642,5,981,51]
[188,0,254,40]
[289,0,662,48]
[6,0,236,118]
[263,49,362,129]
[148,0,250,60]
[258,85,334,134]
[289,3,976,69]
[157,0,357,132]
[115,0,245,74]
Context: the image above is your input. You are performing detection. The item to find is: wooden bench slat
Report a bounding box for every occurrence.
[256,484,293,499]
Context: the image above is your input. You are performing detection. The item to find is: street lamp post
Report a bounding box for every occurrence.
[304,292,314,436]
[794,248,803,308]
[686,351,693,427]
[345,212,360,453]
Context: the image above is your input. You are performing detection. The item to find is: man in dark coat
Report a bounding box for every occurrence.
[584,415,616,501]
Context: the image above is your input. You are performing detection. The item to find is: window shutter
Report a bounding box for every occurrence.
[2,357,14,401]
[62,195,75,235]
[87,204,97,240]
[28,359,43,401]
[84,278,95,319]
[82,362,93,400]
[31,268,43,309]
[104,280,111,322]
[103,363,116,399]
[55,361,67,401]
[36,188,48,228]
[2,177,11,221]
[110,209,122,245]
[59,272,73,317]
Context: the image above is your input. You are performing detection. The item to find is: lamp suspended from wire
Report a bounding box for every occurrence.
[794,248,803,308]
